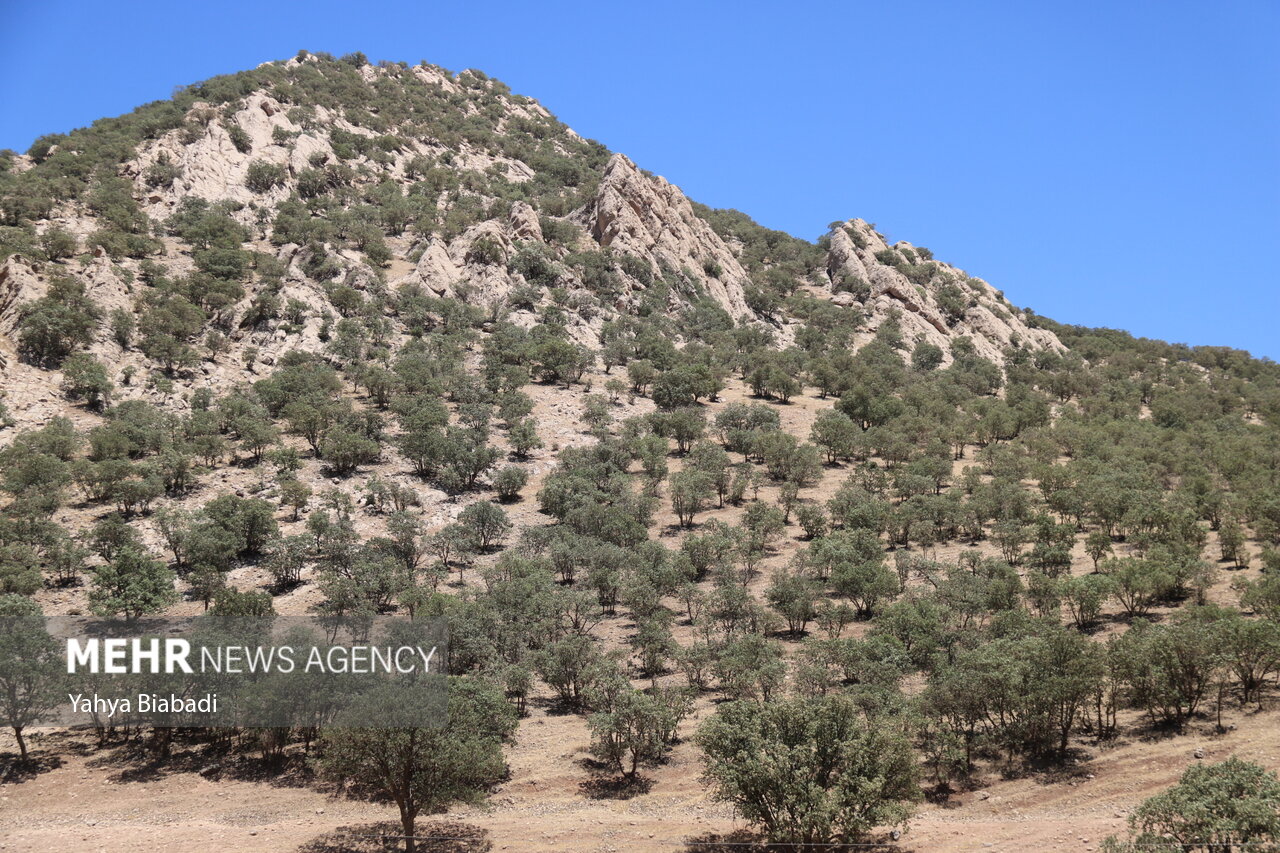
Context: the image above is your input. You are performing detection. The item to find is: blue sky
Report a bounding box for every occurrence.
[2,0,1276,358]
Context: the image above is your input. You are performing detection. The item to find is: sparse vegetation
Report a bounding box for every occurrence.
[0,50,1276,853]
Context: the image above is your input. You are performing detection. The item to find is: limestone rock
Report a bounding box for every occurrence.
[509,201,543,242]
[405,240,462,296]
[580,154,753,319]
[824,219,1064,364]
[0,256,47,341]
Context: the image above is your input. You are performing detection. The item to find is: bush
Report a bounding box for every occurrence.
[144,153,181,188]
[912,340,944,372]
[458,501,510,551]
[936,282,968,325]
[1103,757,1280,852]
[201,494,280,555]
[589,688,691,778]
[670,470,714,527]
[194,246,250,281]
[109,308,134,348]
[60,353,113,409]
[244,160,286,193]
[539,215,579,246]
[87,227,160,259]
[295,167,328,199]
[0,544,41,595]
[39,226,78,260]
[0,226,37,261]
[697,694,920,844]
[492,466,528,501]
[0,595,63,758]
[18,277,101,366]
[88,546,178,625]
[226,123,252,154]
[26,133,64,164]
[320,427,380,476]
[466,236,505,266]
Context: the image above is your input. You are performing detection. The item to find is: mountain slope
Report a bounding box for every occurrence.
[0,51,1061,415]
[2,50,1280,853]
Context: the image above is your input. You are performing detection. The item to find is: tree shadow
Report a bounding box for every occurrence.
[925,771,991,807]
[1099,609,1167,629]
[682,830,907,851]
[1024,748,1096,785]
[575,757,655,800]
[923,780,967,807]
[188,750,318,788]
[298,820,492,853]
[0,751,65,784]
[524,694,582,717]
[267,576,306,595]
[86,735,315,789]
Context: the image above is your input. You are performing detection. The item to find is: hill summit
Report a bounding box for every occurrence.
[1,50,1064,421]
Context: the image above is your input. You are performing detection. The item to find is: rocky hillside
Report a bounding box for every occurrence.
[3,51,1280,853]
[825,219,1062,363]
[0,51,1061,429]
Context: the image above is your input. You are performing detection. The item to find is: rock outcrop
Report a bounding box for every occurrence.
[394,155,761,333]
[825,219,1063,363]
[581,154,752,319]
[0,256,46,342]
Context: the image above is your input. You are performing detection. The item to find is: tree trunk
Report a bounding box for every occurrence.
[150,726,172,759]
[13,725,26,759]
[1216,682,1226,733]
[399,803,416,853]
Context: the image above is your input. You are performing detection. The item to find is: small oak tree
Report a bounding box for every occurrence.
[697,695,920,844]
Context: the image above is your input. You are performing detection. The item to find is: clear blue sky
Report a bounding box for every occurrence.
[2,0,1276,358]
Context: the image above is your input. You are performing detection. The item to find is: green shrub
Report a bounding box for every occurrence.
[18,276,101,366]
[697,694,920,844]
[1103,757,1280,852]
[492,466,528,501]
[0,226,38,261]
[935,282,969,326]
[226,124,252,154]
[0,595,63,758]
[88,546,178,625]
[244,160,286,193]
[26,134,65,164]
[60,353,113,409]
[539,215,579,246]
[144,152,181,188]
[38,227,78,260]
